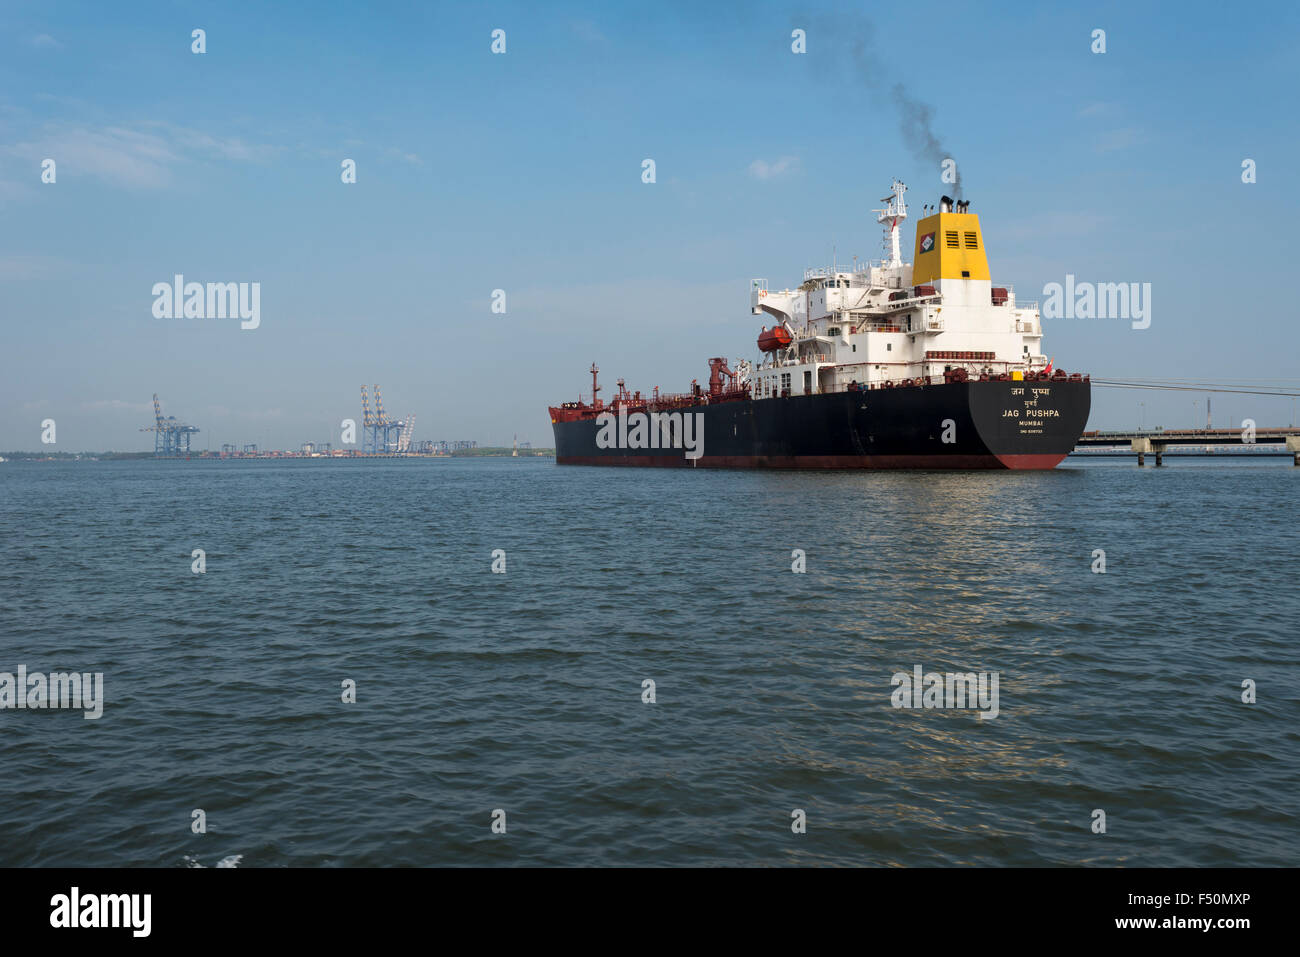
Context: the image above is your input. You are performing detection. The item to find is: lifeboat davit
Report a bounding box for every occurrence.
[757,326,793,352]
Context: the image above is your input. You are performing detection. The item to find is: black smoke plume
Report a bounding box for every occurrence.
[803,7,963,199]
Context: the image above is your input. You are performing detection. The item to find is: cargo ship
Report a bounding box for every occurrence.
[549,181,1090,469]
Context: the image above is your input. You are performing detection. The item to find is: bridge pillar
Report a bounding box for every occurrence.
[1131,437,1153,467]
[1154,443,1166,467]
[1287,436,1300,466]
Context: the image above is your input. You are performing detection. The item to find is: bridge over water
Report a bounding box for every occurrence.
[1073,428,1300,466]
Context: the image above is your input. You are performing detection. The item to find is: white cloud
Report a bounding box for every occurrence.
[82,399,156,413]
[998,212,1112,243]
[571,20,608,44]
[748,156,800,181]
[0,123,277,189]
[383,147,421,165]
[155,124,278,162]
[310,144,419,164]
[202,406,284,421]
[0,254,67,280]
[1094,127,1143,153]
[29,34,64,51]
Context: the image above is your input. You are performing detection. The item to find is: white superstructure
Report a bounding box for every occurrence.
[747,182,1047,399]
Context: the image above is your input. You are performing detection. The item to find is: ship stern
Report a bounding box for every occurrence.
[967,377,1091,469]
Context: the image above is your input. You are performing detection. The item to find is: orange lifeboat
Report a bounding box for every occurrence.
[757,326,793,352]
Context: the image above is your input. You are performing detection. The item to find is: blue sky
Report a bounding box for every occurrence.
[2,0,1298,450]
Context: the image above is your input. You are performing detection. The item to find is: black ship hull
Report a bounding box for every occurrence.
[551,379,1091,469]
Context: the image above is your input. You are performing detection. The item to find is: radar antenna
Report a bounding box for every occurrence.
[874,179,908,268]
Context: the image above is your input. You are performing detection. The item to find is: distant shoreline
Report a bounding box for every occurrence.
[0,449,555,461]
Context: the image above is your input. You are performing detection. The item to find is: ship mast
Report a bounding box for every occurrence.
[874,179,908,268]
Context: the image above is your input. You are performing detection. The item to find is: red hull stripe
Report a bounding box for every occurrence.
[993,453,1069,470]
[557,453,1067,470]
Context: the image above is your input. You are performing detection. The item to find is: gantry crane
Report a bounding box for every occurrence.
[140,393,200,457]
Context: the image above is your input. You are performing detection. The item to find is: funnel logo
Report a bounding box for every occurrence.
[595,407,704,460]
[919,232,935,254]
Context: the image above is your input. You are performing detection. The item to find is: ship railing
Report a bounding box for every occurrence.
[759,353,836,368]
[924,317,944,331]
[646,391,704,408]
[883,293,941,310]
[804,264,871,280]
